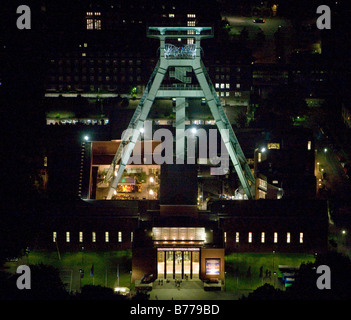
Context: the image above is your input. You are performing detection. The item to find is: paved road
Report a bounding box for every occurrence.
[148,280,242,300]
[316,148,351,199]
[223,15,292,40]
[222,15,293,63]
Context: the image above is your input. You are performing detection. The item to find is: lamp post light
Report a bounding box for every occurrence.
[342,230,347,247]
[272,250,276,287]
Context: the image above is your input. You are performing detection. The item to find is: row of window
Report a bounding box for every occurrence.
[53,231,133,243]
[50,75,142,84]
[52,67,143,75]
[215,83,231,89]
[53,59,143,66]
[224,232,304,244]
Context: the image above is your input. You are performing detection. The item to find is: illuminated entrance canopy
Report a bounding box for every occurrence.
[152,227,205,241]
[157,247,200,251]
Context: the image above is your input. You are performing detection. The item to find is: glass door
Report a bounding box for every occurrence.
[166,251,174,279]
[157,251,165,279]
[183,251,191,279]
[192,251,200,279]
[174,251,182,279]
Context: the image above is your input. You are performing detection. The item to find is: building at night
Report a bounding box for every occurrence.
[33,21,329,288]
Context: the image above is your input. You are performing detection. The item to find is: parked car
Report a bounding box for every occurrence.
[253,18,265,23]
[140,273,155,284]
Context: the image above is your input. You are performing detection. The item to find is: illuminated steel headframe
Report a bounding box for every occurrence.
[104,27,255,200]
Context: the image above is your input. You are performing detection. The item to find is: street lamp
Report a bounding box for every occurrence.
[272,250,276,288]
[84,135,89,141]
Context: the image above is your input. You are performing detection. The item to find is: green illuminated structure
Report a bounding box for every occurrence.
[105,27,255,199]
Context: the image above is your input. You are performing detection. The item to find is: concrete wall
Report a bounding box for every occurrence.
[132,247,157,282]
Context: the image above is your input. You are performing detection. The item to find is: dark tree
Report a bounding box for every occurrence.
[0,264,68,300]
[77,285,127,300]
[241,283,285,300]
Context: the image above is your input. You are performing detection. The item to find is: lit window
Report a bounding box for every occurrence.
[261,232,265,243]
[95,12,101,16]
[224,232,227,243]
[248,232,253,243]
[235,232,240,243]
[105,232,109,243]
[187,21,195,26]
[258,152,262,162]
[258,178,267,191]
[66,232,70,243]
[299,233,304,243]
[307,141,312,150]
[84,43,88,48]
[226,83,230,89]
[287,232,291,243]
[258,190,266,199]
[53,232,57,243]
[95,19,101,30]
[236,83,240,89]
[169,13,175,18]
[215,83,219,88]
[86,19,94,30]
[272,180,278,184]
[118,231,122,243]
[267,143,280,149]
[131,232,134,242]
[220,83,225,89]
[82,53,86,57]
[92,232,96,242]
[79,232,83,243]
[226,92,230,97]
[87,12,93,16]
[274,232,278,243]
[187,14,196,18]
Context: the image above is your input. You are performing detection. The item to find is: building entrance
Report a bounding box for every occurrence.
[157,248,200,279]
